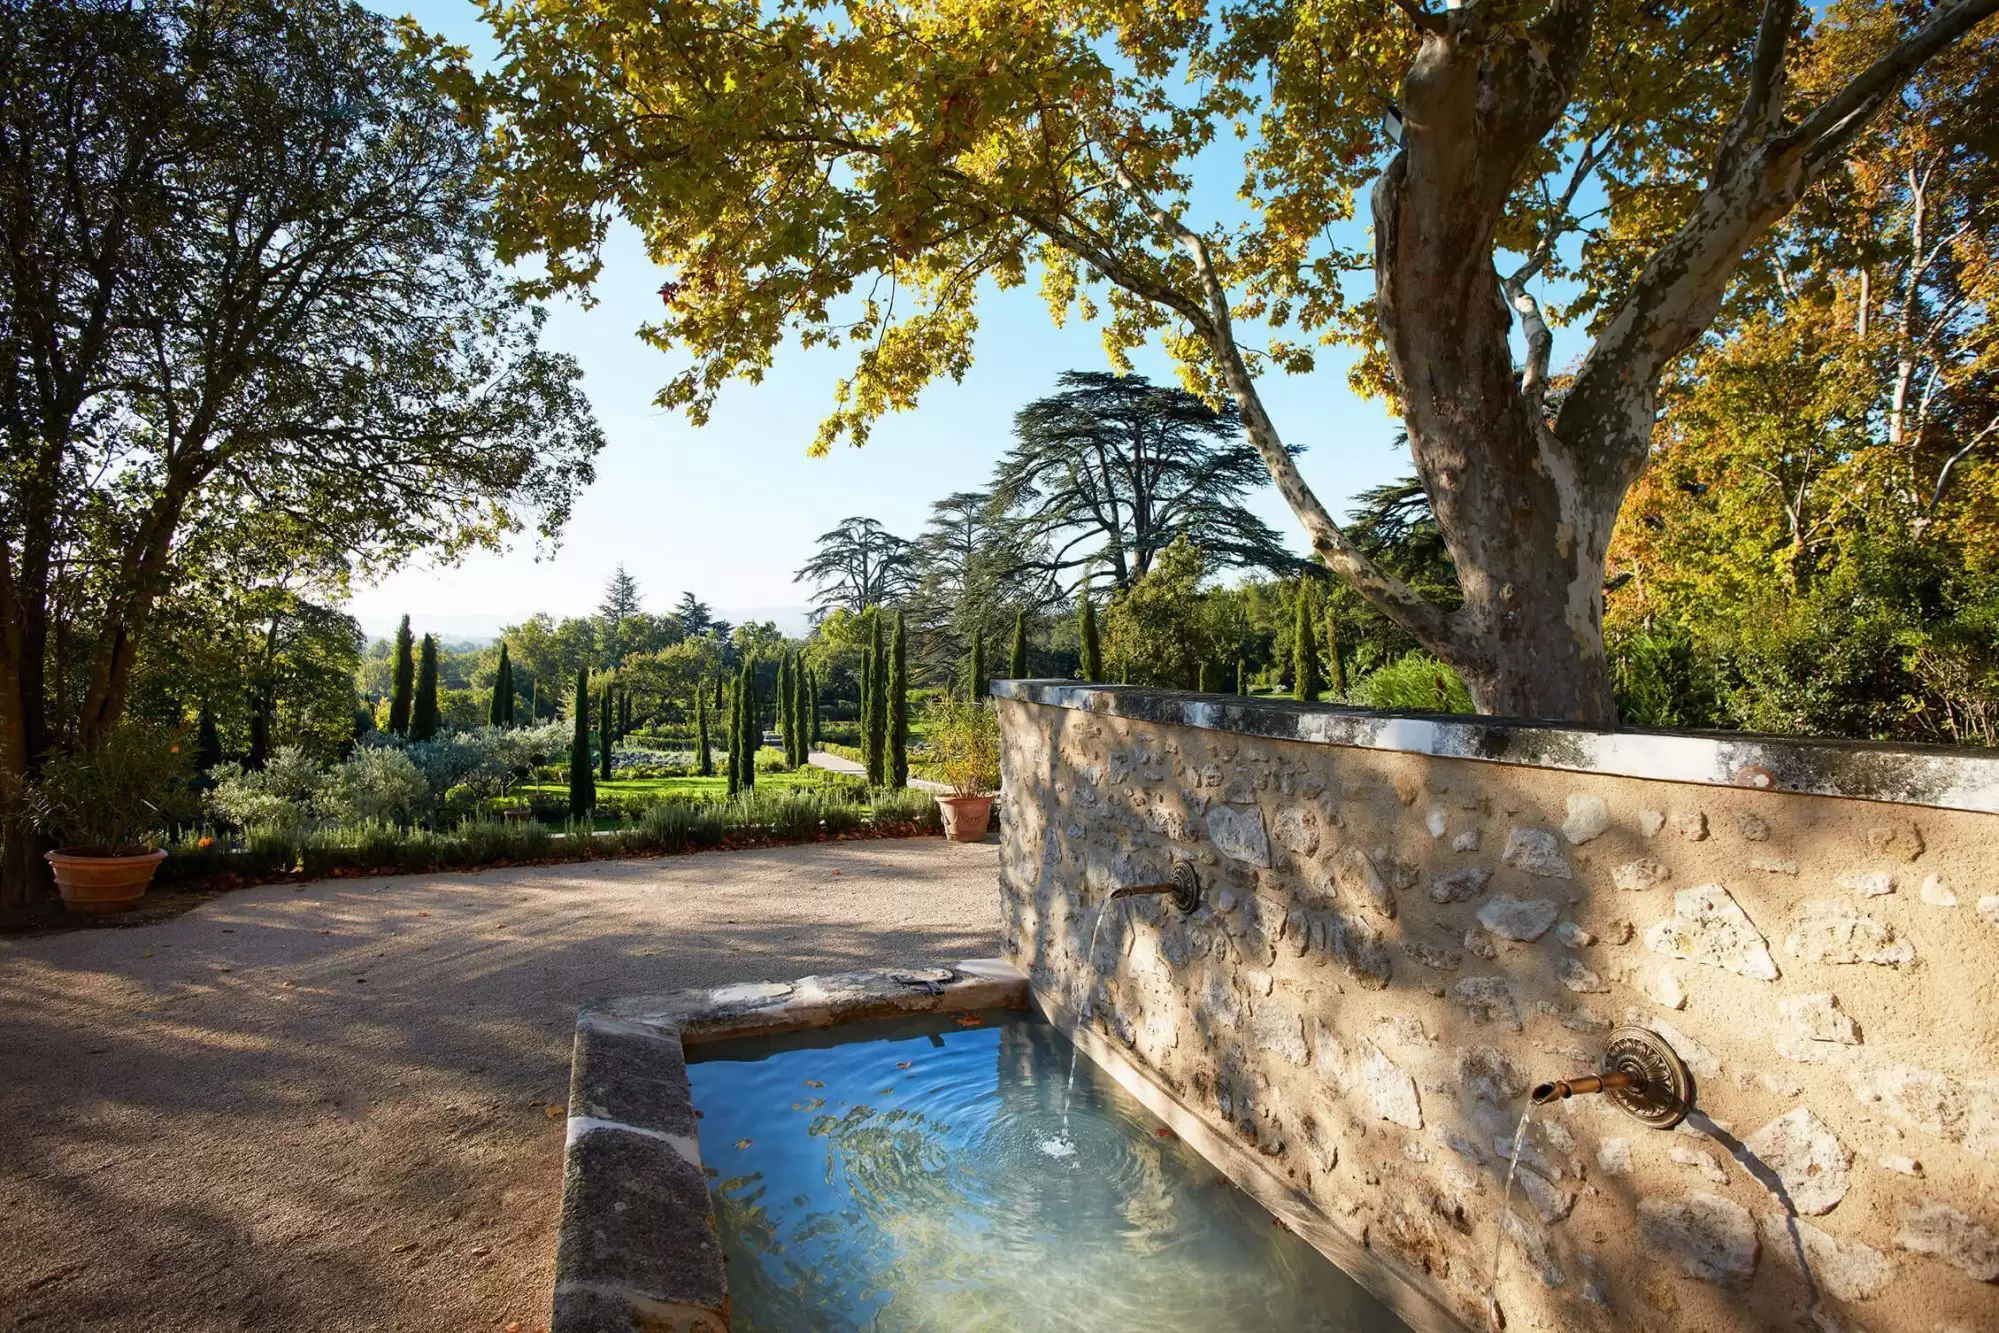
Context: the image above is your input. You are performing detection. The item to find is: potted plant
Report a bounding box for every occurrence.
[929,697,1001,842]
[31,721,198,913]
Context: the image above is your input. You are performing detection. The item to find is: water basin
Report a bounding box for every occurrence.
[688,1009,1406,1331]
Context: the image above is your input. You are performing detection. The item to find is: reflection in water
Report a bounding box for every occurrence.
[689,1011,1404,1332]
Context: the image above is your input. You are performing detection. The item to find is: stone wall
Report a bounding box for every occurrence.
[994,683,1999,1333]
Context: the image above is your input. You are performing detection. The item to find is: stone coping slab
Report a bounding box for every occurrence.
[551,959,1029,1333]
[991,679,1999,814]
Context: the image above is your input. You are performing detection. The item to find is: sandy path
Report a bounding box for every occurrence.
[0,837,1000,1332]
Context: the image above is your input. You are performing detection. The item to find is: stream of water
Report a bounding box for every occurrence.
[1048,896,1121,1155]
[1485,1102,1537,1331]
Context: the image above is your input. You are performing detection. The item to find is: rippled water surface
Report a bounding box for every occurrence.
[688,1010,1404,1332]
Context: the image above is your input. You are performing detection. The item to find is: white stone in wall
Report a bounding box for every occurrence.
[1502,827,1573,879]
[1643,967,1688,1010]
[1252,1005,1310,1067]
[1636,1192,1759,1284]
[1597,1138,1633,1176]
[1556,921,1594,948]
[1478,895,1562,942]
[1204,805,1270,867]
[1357,1041,1423,1129]
[1453,977,1523,1032]
[1563,793,1611,844]
[1896,1203,1999,1282]
[1613,858,1672,891]
[1750,856,1799,875]
[1313,1024,1350,1092]
[1464,928,1498,960]
[1919,873,1957,906]
[1270,805,1319,856]
[1866,821,1925,862]
[1736,812,1771,841]
[1744,1108,1852,1216]
[1848,1061,1999,1159]
[1332,846,1396,919]
[1557,957,1608,993]
[1451,829,1480,853]
[1839,870,1896,897]
[1979,895,1999,929]
[1784,900,1915,968]
[1456,1046,1529,1107]
[1499,1209,1566,1286]
[1779,993,1862,1046]
[1641,1016,1723,1081]
[1424,805,1447,838]
[1675,809,1710,840]
[1427,866,1491,904]
[1639,808,1667,837]
[1670,1144,1729,1183]
[1399,939,1463,971]
[1644,884,1780,981]
[1518,1169,1575,1223]
[1879,1154,1922,1177]
[1761,1213,1896,1301]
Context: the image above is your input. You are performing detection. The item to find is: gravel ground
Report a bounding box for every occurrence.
[0,837,1000,1332]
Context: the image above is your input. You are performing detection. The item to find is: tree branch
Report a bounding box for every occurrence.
[1788,0,1999,173]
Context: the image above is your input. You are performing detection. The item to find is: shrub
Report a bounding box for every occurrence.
[207,745,326,836]
[928,697,1000,796]
[1352,652,1473,714]
[319,747,430,826]
[32,722,200,852]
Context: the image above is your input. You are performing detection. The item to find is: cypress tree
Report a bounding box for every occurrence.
[1198,661,1211,693]
[1009,610,1027,680]
[1077,586,1102,683]
[598,686,614,782]
[738,659,758,790]
[195,705,223,772]
[808,670,822,746]
[488,643,513,727]
[968,626,985,699]
[889,608,909,788]
[569,666,595,818]
[777,653,794,765]
[1236,656,1247,696]
[530,678,540,721]
[858,620,875,777]
[725,676,741,796]
[412,634,441,740]
[696,684,714,776]
[1326,604,1347,697]
[865,613,887,784]
[792,655,809,765]
[388,615,415,735]
[1293,582,1321,702]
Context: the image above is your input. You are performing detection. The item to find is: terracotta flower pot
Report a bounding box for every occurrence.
[936,794,995,843]
[45,847,167,915]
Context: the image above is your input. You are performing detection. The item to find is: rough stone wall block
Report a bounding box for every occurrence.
[994,684,1999,1333]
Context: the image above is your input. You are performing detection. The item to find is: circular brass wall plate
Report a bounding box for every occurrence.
[1168,861,1201,913]
[1602,1026,1695,1128]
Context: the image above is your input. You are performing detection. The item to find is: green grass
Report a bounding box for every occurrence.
[520,768,840,800]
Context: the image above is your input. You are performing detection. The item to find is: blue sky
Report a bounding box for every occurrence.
[346,2,1443,641]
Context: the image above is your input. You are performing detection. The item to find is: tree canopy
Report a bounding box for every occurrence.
[466,0,1997,722]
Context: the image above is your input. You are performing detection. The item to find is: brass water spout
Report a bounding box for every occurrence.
[1529,1026,1695,1129]
[1108,861,1201,913]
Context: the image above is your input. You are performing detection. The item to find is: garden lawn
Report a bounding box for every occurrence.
[520,768,852,800]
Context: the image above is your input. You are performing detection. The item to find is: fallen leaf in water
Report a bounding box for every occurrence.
[877,1088,895,1095]
[543,1104,565,1119]
[953,1015,983,1028]
[1273,1217,1291,1233]
[804,1079,824,1088]
[735,1139,753,1150]
[1153,1127,1176,1140]
[895,1061,912,1069]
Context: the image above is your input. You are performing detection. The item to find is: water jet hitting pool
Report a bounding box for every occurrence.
[687,1011,1404,1331]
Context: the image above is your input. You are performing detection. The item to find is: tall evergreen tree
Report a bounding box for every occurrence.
[1077,587,1102,683]
[865,613,887,784]
[195,705,224,772]
[1326,604,1347,698]
[1293,583,1321,703]
[569,666,595,818]
[412,635,441,740]
[794,660,810,761]
[777,653,794,764]
[889,609,909,788]
[1009,611,1028,680]
[247,688,272,770]
[1236,656,1247,696]
[808,670,821,746]
[737,659,758,790]
[696,684,714,776]
[489,642,514,726]
[968,626,985,699]
[726,676,741,796]
[858,621,875,775]
[598,685,614,781]
[1198,662,1211,693]
[388,615,416,735]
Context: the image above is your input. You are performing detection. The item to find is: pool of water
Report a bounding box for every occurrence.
[687,1009,1405,1332]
